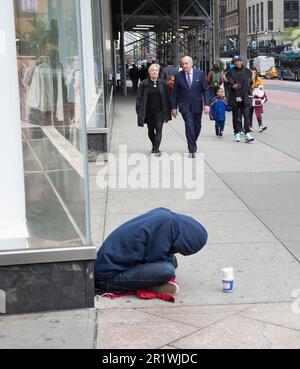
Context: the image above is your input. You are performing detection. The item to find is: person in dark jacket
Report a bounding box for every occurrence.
[136,64,172,157]
[226,55,255,143]
[94,208,208,296]
[129,64,141,93]
[210,88,231,137]
[139,65,149,81]
[162,60,178,81]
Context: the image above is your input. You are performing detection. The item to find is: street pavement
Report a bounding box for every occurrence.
[93,80,300,349]
[1,80,299,350]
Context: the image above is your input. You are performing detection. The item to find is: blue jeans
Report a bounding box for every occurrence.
[95,255,177,294]
[215,121,225,134]
[182,111,203,154]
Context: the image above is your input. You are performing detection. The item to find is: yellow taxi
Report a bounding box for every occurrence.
[265,66,279,79]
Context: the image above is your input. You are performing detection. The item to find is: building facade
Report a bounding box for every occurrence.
[220,0,300,57]
[0,0,114,315]
[247,0,300,50]
[220,0,240,53]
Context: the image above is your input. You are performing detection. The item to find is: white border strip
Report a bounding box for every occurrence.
[42,126,84,178]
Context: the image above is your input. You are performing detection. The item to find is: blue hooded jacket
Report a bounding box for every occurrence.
[94,208,208,281]
[210,97,231,122]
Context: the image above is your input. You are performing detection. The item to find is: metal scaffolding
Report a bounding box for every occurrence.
[115,0,218,94]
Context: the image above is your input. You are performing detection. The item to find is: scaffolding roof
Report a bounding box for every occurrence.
[112,0,212,33]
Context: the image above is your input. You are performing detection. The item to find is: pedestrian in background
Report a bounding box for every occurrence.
[226,55,255,143]
[136,64,171,157]
[171,56,210,158]
[140,65,149,82]
[162,60,178,82]
[208,64,224,103]
[162,60,178,96]
[129,64,141,93]
[210,88,231,137]
[252,85,268,132]
[250,67,267,132]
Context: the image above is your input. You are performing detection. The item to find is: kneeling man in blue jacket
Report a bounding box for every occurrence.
[94,208,208,296]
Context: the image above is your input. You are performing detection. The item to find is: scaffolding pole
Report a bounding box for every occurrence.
[213,0,220,63]
[172,0,180,66]
[120,0,127,96]
[239,0,248,60]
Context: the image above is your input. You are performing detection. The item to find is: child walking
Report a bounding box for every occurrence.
[210,88,231,137]
[251,85,268,132]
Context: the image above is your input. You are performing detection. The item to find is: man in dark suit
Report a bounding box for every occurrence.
[171,56,210,158]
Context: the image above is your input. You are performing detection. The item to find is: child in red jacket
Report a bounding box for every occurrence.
[251,86,268,132]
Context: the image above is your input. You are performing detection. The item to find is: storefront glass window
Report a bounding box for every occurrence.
[88,0,114,131]
[14,0,91,249]
[89,0,106,130]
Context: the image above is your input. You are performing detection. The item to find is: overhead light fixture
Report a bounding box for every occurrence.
[133,27,150,31]
[136,25,155,28]
[181,26,189,29]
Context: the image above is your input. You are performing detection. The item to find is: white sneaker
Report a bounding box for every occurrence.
[245,133,255,143]
[234,134,241,142]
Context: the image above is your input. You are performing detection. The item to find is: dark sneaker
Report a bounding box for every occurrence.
[151,150,162,157]
[148,279,180,296]
[259,126,268,133]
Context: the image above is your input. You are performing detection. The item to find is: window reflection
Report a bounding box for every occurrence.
[15,0,83,151]
[14,0,90,249]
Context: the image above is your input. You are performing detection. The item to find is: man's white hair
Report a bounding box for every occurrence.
[182,56,193,63]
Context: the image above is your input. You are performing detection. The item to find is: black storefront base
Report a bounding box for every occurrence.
[0,260,95,315]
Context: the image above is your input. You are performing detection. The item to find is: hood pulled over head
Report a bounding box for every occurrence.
[171,214,208,256]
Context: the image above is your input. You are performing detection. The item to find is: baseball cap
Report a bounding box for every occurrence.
[232,55,244,62]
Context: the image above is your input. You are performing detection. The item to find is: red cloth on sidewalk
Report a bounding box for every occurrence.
[99,290,176,303]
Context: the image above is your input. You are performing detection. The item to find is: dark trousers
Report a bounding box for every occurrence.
[147,122,164,152]
[232,103,251,134]
[132,79,139,93]
[238,109,244,132]
[182,111,203,154]
[95,255,177,294]
[215,121,225,134]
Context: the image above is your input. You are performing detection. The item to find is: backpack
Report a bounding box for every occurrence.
[212,72,220,87]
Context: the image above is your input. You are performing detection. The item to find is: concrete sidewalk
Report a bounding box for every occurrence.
[1,87,299,350]
[93,93,300,349]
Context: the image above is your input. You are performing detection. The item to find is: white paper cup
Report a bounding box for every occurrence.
[222,268,235,293]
